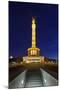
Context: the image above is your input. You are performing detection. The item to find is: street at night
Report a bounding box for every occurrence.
[9,1,58,89]
[9,67,58,88]
[9,62,58,88]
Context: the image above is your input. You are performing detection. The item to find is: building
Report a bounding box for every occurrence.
[23,17,44,63]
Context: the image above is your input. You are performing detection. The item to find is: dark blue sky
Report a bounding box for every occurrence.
[9,1,58,59]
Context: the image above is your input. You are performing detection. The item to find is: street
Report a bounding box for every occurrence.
[9,68,58,89]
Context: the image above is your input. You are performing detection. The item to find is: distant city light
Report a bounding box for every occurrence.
[10,56,13,59]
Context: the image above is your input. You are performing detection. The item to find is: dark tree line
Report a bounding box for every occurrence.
[9,56,23,63]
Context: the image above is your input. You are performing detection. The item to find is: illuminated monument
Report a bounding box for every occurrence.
[23,17,44,63]
[28,17,40,56]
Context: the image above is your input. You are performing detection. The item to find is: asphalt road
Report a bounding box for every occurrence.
[9,68,58,89]
[25,69,43,88]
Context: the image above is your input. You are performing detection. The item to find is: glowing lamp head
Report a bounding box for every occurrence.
[10,56,13,59]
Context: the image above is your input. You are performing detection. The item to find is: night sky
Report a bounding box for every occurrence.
[9,1,58,59]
